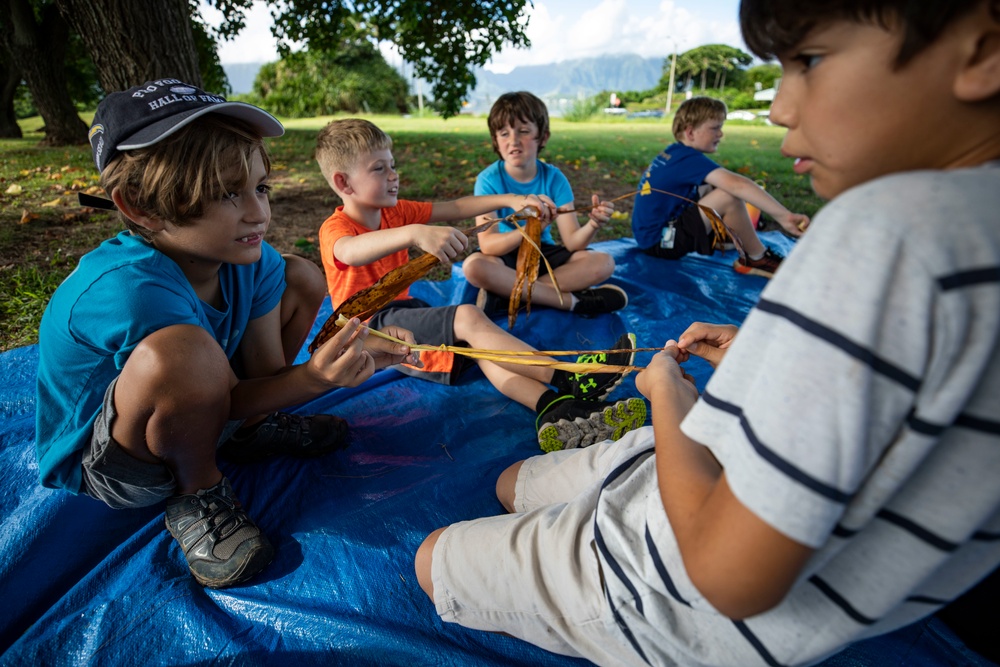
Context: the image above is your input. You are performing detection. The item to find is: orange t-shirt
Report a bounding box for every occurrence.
[318,200,434,310]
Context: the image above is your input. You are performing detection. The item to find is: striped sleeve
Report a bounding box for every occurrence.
[682,167,1000,549]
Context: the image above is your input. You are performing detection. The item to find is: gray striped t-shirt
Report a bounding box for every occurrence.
[596,164,1000,667]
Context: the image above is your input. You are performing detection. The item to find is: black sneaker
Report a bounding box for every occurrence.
[536,396,647,452]
[733,247,784,278]
[218,412,349,463]
[558,333,637,400]
[165,477,274,588]
[572,284,628,316]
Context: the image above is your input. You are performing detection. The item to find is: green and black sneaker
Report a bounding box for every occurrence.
[557,333,637,401]
[536,395,647,452]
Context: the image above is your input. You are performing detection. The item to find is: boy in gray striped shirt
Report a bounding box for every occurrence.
[415,1,1000,665]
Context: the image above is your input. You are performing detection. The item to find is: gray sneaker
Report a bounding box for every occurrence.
[536,396,647,452]
[165,477,273,588]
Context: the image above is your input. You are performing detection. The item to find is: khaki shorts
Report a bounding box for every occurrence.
[80,377,241,510]
[430,433,651,665]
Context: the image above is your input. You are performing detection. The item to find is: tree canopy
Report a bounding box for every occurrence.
[207,0,533,118]
[664,44,753,93]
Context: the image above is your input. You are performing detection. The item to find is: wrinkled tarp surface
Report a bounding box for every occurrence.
[1,237,992,666]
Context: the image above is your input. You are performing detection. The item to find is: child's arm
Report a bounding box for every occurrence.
[230,315,398,419]
[553,194,615,252]
[429,193,555,224]
[471,194,566,256]
[636,342,815,620]
[334,224,469,266]
[705,168,811,235]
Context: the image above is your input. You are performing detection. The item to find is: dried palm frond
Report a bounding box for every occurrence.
[308,218,502,354]
[479,206,564,329]
[328,315,650,374]
[509,214,542,329]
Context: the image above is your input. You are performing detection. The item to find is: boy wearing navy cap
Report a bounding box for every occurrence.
[36,79,416,588]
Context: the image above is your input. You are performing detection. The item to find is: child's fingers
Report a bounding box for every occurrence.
[318,317,361,355]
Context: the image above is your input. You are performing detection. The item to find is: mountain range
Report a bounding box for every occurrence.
[223,53,668,113]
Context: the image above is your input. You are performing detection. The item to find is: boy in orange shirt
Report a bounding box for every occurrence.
[316,119,647,452]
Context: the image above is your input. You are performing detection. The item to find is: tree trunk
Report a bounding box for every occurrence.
[56,0,202,92]
[0,0,88,145]
[0,56,22,138]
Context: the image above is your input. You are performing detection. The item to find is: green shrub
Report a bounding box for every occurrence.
[563,95,605,122]
[253,42,410,117]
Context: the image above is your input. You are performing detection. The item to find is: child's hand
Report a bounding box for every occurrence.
[677,322,739,368]
[586,194,614,230]
[636,341,698,406]
[309,317,375,388]
[777,212,811,236]
[367,326,420,369]
[513,194,557,222]
[414,225,469,264]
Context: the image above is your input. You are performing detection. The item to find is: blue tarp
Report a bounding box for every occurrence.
[0,237,992,666]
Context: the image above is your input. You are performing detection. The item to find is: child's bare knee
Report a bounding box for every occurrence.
[462,253,504,287]
[283,254,326,307]
[415,527,447,600]
[593,251,616,279]
[453,303,491,333]
[122,325,233,408]
[496,460,523,512]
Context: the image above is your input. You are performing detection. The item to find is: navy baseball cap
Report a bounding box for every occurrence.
[88,78,284,173]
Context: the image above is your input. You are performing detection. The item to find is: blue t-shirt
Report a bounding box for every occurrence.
[631,143,719,249]
[35,231,285,493]
[474,159,574,246]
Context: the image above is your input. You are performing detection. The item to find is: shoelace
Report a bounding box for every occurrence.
[197,487,245,536]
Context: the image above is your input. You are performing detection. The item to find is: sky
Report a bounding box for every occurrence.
[203,0,748,71]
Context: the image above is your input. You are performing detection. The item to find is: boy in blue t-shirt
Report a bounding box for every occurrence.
[631,96,810,278]
[35,79,415,589]
[465,91,628,316]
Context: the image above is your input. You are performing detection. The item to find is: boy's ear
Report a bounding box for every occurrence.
[332,171,353,195]
[538,130,550,151]
[110,189,165,234]
[953,7,1000,101]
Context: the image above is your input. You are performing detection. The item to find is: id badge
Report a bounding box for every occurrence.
[660,224,676,249]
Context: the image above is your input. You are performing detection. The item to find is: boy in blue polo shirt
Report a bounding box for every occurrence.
[631,96,810,278]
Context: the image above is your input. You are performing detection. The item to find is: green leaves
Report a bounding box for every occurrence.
[205,0,533,118]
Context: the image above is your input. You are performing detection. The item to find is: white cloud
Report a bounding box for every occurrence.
[484,0,746,72]
[201,1,280,64]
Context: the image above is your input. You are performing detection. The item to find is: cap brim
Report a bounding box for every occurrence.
[117,102,284,151]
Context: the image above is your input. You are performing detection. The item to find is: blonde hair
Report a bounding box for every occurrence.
[315,118,393,188]
[101,115,270,241]
[672,97,728,142]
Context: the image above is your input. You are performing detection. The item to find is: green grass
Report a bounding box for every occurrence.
[1,112,823,350]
